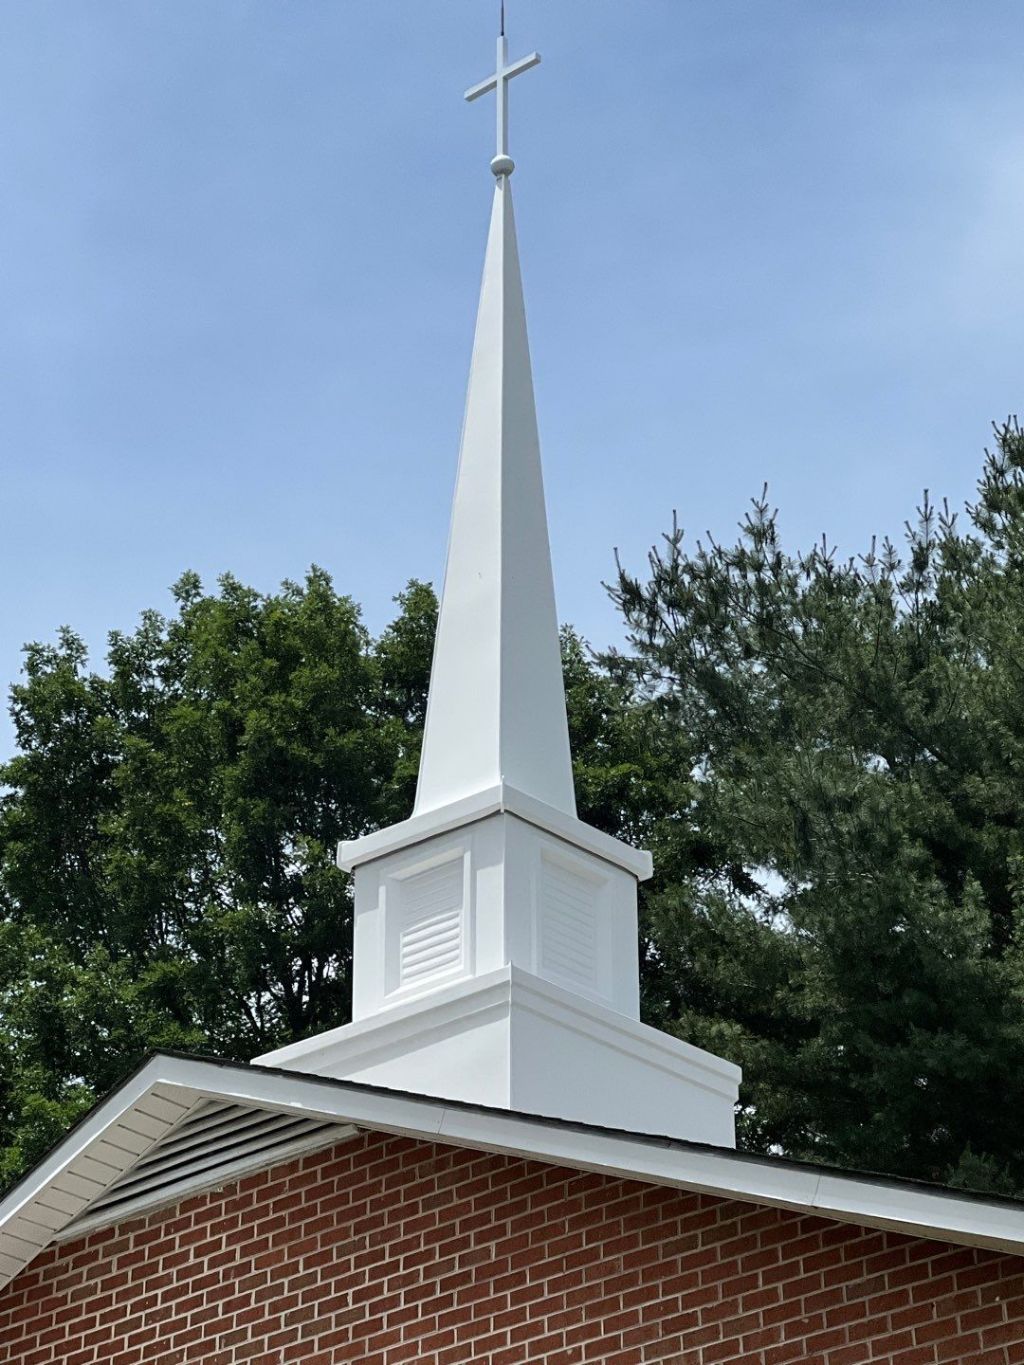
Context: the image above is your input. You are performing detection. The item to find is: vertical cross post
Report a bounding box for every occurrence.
[496,35,510,161]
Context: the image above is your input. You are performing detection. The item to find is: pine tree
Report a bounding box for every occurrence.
[609,421,1024,1191]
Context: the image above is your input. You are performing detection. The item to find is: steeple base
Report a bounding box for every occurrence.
[255,965,740,1147]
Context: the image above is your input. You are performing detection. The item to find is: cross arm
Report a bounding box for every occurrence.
[464,51,541,103]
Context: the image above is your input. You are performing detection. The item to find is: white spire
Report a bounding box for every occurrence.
[414,41,576,818]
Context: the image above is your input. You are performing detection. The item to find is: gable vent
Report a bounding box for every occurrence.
[540,857,598,992]
[395,856,465,992]
[60,1100,353,1240]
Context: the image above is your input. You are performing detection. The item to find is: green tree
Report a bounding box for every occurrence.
[610,420,1024,1192]
[0,570,436,1185]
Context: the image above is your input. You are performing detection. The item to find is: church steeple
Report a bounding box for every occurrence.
[415,39,575,818]
[257,25,740,1150]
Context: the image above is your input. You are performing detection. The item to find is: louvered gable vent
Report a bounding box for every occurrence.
[61,1100,353,1240]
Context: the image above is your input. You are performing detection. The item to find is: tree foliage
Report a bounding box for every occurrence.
[610,420,1024,1192]
[0,570,431,1184]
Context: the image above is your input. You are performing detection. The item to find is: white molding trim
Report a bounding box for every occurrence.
[257,967,513,1071]
[4,1052,1024,1295]
[509,969,741,1098]
[338,783,653,882]
[254,966,740,1136]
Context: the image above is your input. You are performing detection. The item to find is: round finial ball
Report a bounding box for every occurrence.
[490,154,516,177]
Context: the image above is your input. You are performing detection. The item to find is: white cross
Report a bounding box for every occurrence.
[464,35,541,173]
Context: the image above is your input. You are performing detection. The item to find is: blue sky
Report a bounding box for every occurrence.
[1,1,1022,754]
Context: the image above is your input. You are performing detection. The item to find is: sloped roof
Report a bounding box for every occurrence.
[2,1050,1024,1293]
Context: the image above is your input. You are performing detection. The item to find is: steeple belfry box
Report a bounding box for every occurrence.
[256,35,741,1147]
[348,801,642,1020]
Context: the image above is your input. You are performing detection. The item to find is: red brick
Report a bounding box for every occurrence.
[0,1130,1023,1364]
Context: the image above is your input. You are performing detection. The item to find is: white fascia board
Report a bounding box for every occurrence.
[157,1054,451,1135]
[433,1105,1024,1255]
[114,1058,1024,1256]
[338,782,653,881]
[160,1057,1024,1257]
[5,1053,1024,1295]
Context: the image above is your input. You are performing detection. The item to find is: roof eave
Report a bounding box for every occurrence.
[2,1051,1024,1294]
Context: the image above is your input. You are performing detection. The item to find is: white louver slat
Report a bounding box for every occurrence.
[58,1100,354,1241]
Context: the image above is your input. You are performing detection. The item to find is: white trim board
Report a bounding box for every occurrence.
[339,782,653,881]
[2,1051,1024,1293]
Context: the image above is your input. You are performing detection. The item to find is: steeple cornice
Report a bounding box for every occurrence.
[339,780,652,881]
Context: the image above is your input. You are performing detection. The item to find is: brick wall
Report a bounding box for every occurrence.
[1,1131,1023,1364]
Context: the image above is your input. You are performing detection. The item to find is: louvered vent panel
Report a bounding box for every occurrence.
[67,1101,344,1233]
[540,858,597,990]
[397,857,464,989]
